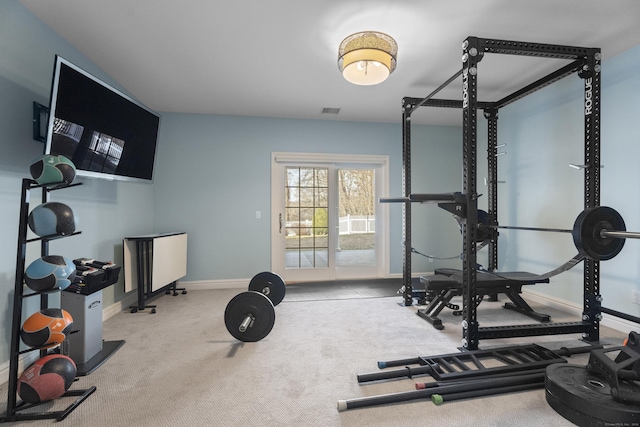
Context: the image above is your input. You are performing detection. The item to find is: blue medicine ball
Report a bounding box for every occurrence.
[29,155,76,186]
[28,202,77,237]
[25,255,76,292]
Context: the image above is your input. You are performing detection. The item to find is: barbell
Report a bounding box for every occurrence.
[477,206,638,261]
[224,272,286,342]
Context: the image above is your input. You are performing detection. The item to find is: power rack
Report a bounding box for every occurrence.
[395,36,602,350]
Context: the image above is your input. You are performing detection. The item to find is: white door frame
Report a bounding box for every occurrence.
[271,152,389,282]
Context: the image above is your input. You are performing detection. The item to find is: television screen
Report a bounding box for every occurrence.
[44,56,160,182]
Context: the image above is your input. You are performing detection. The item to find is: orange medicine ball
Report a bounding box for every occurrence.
[20,308,73,349]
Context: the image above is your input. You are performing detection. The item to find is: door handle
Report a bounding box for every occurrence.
[279,213,283,233]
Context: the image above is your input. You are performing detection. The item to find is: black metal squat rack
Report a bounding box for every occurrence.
[0,179,95,422]
[398,36,603,350]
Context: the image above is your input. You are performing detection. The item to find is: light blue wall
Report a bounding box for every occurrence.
[0,2,155,370]
[4,0,640,377]
[0,1,463,372]
[152,114,463,280]
[494,44,640,321]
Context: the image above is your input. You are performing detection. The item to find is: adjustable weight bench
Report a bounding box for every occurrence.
[416,269,551,330]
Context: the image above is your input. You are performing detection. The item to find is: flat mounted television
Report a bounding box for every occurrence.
[44,56,160,183]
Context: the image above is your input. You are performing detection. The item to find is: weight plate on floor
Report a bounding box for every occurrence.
[248,272,286,306]
[572,206,626,261]
[224,291,275,342]
[545,364,640,427]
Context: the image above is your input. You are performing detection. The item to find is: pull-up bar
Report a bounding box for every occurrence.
[405,69,463,115]
[379,192,465,204]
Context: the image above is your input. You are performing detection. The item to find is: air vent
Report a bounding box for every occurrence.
[321,107,341,115]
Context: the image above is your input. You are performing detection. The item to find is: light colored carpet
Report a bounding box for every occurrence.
[0,288,628,426]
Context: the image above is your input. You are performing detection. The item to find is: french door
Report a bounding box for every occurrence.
[271,153,389,282]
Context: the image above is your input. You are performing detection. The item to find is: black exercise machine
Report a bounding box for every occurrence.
[383,36,606,350]
[340,35,640,424]
[416,268,551,329]
[409,213,589,329]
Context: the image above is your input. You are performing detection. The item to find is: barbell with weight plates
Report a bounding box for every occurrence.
[477,206,639,261]
[225,291,276,342]
[248,271,286,306]
[224,272,286,342]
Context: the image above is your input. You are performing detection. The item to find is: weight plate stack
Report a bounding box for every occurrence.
[545,363,640,427]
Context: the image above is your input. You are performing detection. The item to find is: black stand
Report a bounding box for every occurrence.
[1,179,95,423]
[395,37,603,350]
[1,387,97,422]
[339,344,599,412]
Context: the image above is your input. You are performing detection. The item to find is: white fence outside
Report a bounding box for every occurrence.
[339,215,375,235]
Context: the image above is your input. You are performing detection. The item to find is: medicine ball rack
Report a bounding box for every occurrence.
[384,36,640,350]
[0,179,96,423]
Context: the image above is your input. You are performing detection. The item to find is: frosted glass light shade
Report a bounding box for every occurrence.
[338,32,397,85]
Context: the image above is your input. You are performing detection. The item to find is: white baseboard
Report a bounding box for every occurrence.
[0,352,39,389]
[111,279,638,338]
[180,278,249,291]
[523,289,638,336]
[100,278,248,320]
[372,272,431,280]
[102,291,139,321]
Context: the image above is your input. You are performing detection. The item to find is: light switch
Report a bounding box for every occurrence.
[256,211,261,219]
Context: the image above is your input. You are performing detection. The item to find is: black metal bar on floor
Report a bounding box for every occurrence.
[337,372,545,411]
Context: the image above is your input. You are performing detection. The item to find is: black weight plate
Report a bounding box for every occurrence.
[572,206,626,261]
[224,291,275,342]
[249,272,286,306]
[545,364,640,427]
[476,209,491,242]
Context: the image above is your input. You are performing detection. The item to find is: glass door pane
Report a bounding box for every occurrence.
[285,167,329,269]
[337,169,376,268]
[272,153,387,282]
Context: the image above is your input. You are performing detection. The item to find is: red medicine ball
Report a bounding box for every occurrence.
[17,354,77,403]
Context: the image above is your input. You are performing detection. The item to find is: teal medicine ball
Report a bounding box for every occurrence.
[29,155,76,186]
[25,255,76,292]
[28,202,77,237]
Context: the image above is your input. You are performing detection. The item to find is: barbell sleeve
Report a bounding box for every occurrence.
[379,197,410,203]
[239,315,253,332]
[601,230,640,239]
[379,192,464,204]
[357,365,434,383]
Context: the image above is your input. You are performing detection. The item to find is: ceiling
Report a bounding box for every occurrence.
[20,0,640,126]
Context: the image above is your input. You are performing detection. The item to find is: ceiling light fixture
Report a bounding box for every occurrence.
[338,31,397,86]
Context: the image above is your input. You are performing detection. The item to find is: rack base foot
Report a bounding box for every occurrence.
[75,339,125,376]
[0,386,96,423]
